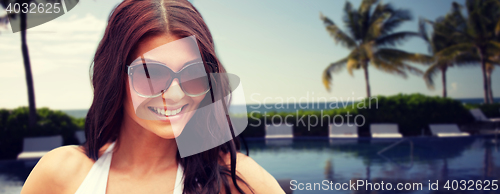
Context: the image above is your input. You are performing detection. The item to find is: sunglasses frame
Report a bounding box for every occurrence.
[127,61,211,98]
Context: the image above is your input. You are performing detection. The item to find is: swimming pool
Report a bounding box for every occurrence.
[1,136,499,193]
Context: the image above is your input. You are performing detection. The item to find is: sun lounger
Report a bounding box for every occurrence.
[429,124,469,137]
[265,124,293,139]
[329,123,358,138]
[470,109,500,123]
[17,135,63,160]
[370,124,402,138]
[470,108,500,134]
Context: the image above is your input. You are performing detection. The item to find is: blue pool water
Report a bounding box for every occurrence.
[1,136,499,193]
[247,136,500,193]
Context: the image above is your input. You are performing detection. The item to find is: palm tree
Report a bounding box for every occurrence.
[436,0,500,104]
[486,60,498,102]
[0,0,36,129]
[0,0,79,129]
[419,4,479,98]
[320,0,431,97]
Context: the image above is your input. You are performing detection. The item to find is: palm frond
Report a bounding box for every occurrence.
[418,18,431,43]
[320,12,357,49]
[375,31,420,47]
[366,13,388,39]
[370,3,386,26]
[447,2,468,35]
[379,6,412,35]
[370,49,426,78]
[322,57,349,91]
[377,48,434,64]
[359,0,378,36]
[320,13,356,49]
[451,2,464,14]
[328,57,349,74]
[451,52,480,66]
[463,0,500,39]
[343,2,362,40]
[407,53,435,65]
[423,62,447,89]
[346,56,361,76]
[403,64,425,75]
[419,18,444,54]
[435,43,475,61]
[489,40,500,50]
[322,68,333,92]
[371,57,409,78]
[359,0,378,14]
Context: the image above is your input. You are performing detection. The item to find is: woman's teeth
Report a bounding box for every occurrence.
[149,106,183,116]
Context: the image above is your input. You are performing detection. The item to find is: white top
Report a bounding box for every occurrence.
[74,142,184,194]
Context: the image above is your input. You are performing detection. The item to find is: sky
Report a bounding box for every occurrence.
[0,0,499,110]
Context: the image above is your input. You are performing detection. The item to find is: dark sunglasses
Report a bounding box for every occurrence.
[127,57,211,98]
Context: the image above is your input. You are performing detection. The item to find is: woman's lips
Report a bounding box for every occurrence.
[148,105,184,116]
[147,104,188,122]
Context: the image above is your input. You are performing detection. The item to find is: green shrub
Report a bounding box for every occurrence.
[0,109,9,132]
[243,105,360,137]
[0,107,82,159]
[72,117,86,129]
[356,93,474,136]
[241,94,476,137]
[0,109,15,159]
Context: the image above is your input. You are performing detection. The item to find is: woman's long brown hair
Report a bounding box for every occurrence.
[84,0,250,193]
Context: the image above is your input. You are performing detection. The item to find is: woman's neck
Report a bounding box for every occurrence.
[112,115,179,175]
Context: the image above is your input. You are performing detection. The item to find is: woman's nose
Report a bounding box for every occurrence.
[162,78,185,102]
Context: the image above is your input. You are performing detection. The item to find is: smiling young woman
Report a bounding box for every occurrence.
[20,0,284,193]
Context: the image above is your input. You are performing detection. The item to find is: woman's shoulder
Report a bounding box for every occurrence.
[21,143,112,194]
[40,145,95,178]
[220,151,285,194]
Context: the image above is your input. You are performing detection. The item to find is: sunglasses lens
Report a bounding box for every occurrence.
[180,63,210,95]
[131,63,172,96]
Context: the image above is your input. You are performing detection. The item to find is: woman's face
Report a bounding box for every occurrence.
[123,34,207,139]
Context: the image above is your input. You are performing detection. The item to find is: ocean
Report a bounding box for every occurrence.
[60,97,500,119]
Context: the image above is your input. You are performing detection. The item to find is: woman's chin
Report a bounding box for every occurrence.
[152,124,184,139]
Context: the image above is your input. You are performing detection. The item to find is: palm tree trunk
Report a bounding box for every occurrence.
[483,145,492,179]
[441,66,447,98]
[20,11,36,129]
[363,62,371,98]
[479,48,491,104]
[366,159,371,182]
[486,67,494,103]
[441,158,448,180]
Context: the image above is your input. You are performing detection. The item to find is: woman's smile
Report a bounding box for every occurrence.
[147,104,186,116]
[147,104,189,122]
